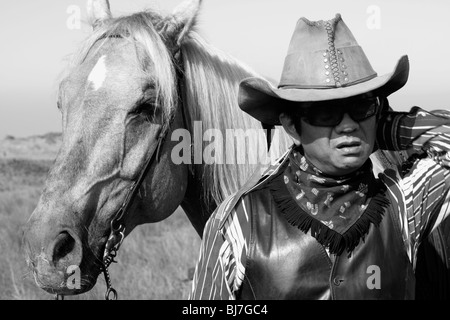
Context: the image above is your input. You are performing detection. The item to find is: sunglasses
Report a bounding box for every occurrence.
[298,97,380,127]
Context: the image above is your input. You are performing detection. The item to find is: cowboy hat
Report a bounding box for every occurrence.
[238,14,409,126]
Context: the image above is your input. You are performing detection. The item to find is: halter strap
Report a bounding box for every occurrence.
[100,46,186,301]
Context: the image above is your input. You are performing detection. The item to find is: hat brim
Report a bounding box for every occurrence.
[238,55,409,126]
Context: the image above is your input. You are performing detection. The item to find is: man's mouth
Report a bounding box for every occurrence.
[336,140,362,153]
[337,141,361,148]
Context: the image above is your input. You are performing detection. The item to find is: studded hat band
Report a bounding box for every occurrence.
[279,14,378,89]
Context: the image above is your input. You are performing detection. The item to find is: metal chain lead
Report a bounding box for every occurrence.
[102,263,117,300]
[102,232,122,301]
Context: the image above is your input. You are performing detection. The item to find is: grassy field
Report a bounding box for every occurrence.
[0,133,201,300]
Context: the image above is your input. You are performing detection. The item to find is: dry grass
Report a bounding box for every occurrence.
[0,134,201,300]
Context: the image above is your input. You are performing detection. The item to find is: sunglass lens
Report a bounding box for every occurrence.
[301,97,379,126]
[304,107,342,126]
[349,99,378,121]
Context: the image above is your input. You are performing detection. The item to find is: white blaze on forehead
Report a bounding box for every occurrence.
[88,55,107,90]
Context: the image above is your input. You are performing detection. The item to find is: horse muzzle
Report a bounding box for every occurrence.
[24,225,98,295]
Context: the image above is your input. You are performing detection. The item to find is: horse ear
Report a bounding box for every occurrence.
[87,0,112,30]
[167,0,202,46]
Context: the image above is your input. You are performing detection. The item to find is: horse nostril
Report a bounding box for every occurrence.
[52,231,76,266]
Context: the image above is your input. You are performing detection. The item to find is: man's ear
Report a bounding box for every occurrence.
[279,113,301,146]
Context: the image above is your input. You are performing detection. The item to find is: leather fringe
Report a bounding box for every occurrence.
[269,172,390,257]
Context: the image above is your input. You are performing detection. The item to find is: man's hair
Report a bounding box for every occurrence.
[281,102,303,135]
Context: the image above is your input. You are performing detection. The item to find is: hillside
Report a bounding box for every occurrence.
[0,132,61,160]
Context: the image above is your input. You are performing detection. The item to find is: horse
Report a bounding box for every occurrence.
[22,0,292,298]
[23,0,450,300]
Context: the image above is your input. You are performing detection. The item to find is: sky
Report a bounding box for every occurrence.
[0,0,449,139]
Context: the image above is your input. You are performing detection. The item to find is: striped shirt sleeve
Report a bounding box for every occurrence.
[190,202,233,300]
[190,196,251,300]
[378,107,450,260]
[377,107,450,152]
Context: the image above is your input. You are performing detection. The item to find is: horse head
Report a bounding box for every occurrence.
[23,0,203,296]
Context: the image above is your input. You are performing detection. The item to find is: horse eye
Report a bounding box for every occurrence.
[130,102,158,122]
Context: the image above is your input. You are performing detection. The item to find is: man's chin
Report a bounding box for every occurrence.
[331,157,370,176]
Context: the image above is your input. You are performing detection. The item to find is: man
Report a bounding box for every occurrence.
[190,14,450,299]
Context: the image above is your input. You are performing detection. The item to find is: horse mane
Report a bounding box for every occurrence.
[60,10,291,206]
[181,33,291,204]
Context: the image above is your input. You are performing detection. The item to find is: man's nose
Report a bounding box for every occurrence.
[335,113,359,133]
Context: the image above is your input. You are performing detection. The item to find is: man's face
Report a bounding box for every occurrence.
[299,115,377,176]
[280,94,379,176]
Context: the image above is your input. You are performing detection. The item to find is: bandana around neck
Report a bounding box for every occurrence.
[269,147,390,256]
